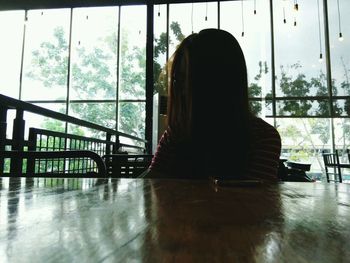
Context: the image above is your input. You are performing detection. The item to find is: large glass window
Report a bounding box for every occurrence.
[274,1,327,99]
[272,1,332,179]
[328,0,350,179]
[69,7,119,133]
[70,7,118,101]
[276,118,332,180]
[21,9,70,101]
[0,11,25,98]
[169,2,218,56]
[221,0,271,117]
[328,0,350,97]
[118,5,147,138]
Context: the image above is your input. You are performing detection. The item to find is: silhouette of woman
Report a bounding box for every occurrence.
[144,28,281,181]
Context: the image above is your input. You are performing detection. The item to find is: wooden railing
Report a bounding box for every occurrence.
[0,94,148,177]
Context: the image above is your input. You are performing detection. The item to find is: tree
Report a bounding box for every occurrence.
[28,21,187,140]
[27,26,146,139]
[248,61,268,115]
[153,21,186,95]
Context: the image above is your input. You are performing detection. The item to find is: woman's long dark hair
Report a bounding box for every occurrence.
[168,29,251,177]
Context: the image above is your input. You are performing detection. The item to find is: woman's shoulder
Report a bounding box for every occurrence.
[251,116,279,133]
[250,116,281,144]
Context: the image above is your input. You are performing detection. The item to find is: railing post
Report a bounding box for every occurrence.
[106,132,112,156]
[10,109,25,175]
[27,128,37,175]
[0,106,8,176]
[114,135,120,154]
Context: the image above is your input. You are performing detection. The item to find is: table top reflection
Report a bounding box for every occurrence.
[1,177,350,263]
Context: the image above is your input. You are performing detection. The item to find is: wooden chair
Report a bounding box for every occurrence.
[322,150,342,183]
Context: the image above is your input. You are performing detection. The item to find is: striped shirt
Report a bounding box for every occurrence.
[246,117,281,181]
[148,117,281,181]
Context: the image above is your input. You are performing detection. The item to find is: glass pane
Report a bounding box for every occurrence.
[23,103,66,139]
[276,118,332,180]
[273,1,327,98]
[67,124,106,139]
[154,4,168,96]
[249,99,262,117]
[69,102,116,130]
[332,99,350,117]
[331,118,350,182]
[118,102,145,139]
[0,11,24,98]
[154,4,168,145]
[221,0,271,99]
[328,0,350,96]
[70,7,118,100]
[169,2,218,56]
[21,9,70,101]
[119,5,146,100]
[276,99,330,117]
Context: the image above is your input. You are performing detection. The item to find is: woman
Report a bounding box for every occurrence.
[144,28,281,181]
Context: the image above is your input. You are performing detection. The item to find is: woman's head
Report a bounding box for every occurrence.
[167,29,250,139]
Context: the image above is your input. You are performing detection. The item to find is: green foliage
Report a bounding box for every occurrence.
[27,26,146,138]
[310,119,330,145]
[170,22,185,43]
[26,27,68,88]
[279,63,312,116]
[248,61,268,115]
[153,22,186,95]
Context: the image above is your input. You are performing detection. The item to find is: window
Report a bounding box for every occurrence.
[221,0,271,117]
[21,9,70,101]
[118,5,147,138]
[69,7,119,132]
[0,11,25,98]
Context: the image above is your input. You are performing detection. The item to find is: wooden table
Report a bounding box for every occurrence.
[1,177,350,262]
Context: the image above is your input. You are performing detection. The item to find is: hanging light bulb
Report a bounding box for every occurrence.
[294,17,297,27]
[339,32,344,41]
[24,14,28,25]
[41,11,44,16]
[317,0,323,62]
[254,0,257,15]
[241,0,245,37]
[283,7,287,24]
[158,5,161,17]
[337,0,343,41]
[205,2,208,21]
[319,53,323,62]
[294,0,299,11]
[191,3,194,33]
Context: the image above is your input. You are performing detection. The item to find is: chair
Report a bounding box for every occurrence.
[103,154,153,178]
[278,159,314,182]
[322,150,342,183]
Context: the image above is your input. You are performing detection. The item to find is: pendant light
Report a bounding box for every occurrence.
[294,0,299,11]
[205,2,208,21]
[337,0,343,41]
[254,0,257,15]
[241,0,244,37]
[191,3,194,33]
[317,0,323,62]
